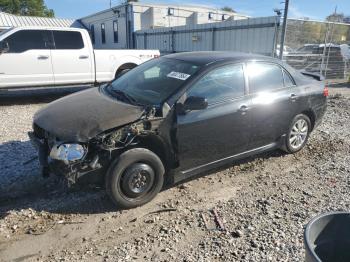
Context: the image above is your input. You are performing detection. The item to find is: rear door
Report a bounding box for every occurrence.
[246,62,299,149]
[50,30,94,85]
[176,63,252,171]
[0,29,54,88]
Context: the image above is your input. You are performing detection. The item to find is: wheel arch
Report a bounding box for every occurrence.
[136,135,173,171]
[115,62,138,77]
[301,109,316,131]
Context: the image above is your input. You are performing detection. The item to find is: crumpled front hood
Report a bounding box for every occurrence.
[34,87,144,142]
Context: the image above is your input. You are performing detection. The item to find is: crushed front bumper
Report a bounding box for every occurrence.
[28,131,106,185]
[28,131,50,177]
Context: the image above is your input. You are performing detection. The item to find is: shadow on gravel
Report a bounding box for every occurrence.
[0,86,90,105]
[165,149,287,190]
[0,138,286,217]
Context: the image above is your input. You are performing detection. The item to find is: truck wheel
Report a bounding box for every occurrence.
[282,114,311,154]
[106,148,165,209]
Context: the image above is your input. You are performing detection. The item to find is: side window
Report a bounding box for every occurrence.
[188,64,245,104]
[53,31,84,49]
[247,62,284,93]
[5,30,48,53]
[283,69,295,87]
[101,23,106,44]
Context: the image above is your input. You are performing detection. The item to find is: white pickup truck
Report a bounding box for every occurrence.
[0,27,159,89]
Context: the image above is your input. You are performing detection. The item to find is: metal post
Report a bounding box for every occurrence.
[279,0,289,60]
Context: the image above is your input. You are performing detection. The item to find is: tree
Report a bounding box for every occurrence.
[0,0,54,17]
[221,6,235,13]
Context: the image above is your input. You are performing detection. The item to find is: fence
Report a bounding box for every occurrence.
[134,16,280,56]
[283,19,350,83]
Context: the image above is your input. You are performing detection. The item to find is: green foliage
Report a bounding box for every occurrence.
[221,6,235,13]
[0,0,54,17]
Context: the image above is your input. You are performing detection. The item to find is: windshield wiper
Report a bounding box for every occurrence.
[108,88,138,105]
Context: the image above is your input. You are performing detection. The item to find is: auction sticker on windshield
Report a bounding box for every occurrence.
[167,71,191,81]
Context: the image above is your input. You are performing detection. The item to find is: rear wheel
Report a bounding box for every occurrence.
[106,148,165,209]
[282,114,311,153]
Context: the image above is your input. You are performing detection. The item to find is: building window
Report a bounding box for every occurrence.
[113,20,118,43]
[209,12,214,20]
[90,25,95,44]
[101,23,106,44]
[168,8,175,16]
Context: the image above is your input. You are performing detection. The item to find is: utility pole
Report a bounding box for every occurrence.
[279,0,289,59]
[110,0,112,8]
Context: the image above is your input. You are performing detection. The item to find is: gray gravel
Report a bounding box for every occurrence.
[0,88,350,262]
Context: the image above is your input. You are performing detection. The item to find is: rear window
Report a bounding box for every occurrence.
[53,31,84,49]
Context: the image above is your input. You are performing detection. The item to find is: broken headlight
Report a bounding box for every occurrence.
[50,143,86,164]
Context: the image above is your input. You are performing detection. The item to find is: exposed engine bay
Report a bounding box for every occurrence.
[31,105,170,186]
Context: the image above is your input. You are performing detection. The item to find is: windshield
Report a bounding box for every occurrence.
[107,58,201,106]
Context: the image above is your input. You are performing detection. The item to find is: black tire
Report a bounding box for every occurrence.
[282,114,312,154]
[106,148,165,209]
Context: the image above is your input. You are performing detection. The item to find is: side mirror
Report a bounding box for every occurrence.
[0,41,9,54]
[184,96,208,111]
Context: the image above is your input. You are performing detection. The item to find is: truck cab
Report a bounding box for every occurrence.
[0,27,159,89]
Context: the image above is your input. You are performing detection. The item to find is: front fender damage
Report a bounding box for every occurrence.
[53,108,174,186]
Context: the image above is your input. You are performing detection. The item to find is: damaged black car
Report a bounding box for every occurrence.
[29,52,327,208]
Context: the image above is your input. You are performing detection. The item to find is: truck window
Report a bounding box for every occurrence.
[53,31,84,49]
[4,30,48,53]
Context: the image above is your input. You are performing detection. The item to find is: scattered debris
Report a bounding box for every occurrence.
[212,208,226,232]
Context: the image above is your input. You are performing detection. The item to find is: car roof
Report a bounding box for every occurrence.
[163,51,277,66]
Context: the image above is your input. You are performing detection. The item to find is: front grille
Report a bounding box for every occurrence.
[33,123,46,139]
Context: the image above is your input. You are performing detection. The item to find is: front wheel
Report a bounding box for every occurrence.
[282,114,311,154]
[106,148,165,209]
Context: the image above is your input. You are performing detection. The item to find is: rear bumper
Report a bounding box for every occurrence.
[313,102,327,129]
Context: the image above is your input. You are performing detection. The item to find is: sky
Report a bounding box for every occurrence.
[45,0,350,20]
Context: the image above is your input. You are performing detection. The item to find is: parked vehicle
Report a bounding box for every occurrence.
[0,27,159,89]
[29,52,327,209]
[285,43,350,79]
[275,44,294,57]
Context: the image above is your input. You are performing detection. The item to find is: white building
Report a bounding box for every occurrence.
[80,2,248,49]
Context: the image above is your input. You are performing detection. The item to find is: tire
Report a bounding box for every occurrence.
[282,114,312,154]
[106,148,165,209]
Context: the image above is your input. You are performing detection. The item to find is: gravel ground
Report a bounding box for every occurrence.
[0,88,349,261]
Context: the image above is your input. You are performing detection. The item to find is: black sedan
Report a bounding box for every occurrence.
[30,52,328,208]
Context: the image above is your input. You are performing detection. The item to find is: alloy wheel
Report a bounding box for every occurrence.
[289,119,309,150]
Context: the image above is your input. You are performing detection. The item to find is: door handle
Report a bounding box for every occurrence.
[79,55,89,59]
[38,55,49,60]
[290,94,298,102]
[239,105,249,113]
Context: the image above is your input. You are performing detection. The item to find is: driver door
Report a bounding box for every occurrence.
[0,29,54,88]
[176,63,252,171]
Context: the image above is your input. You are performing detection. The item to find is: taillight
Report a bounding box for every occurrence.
[323,85,329,97]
